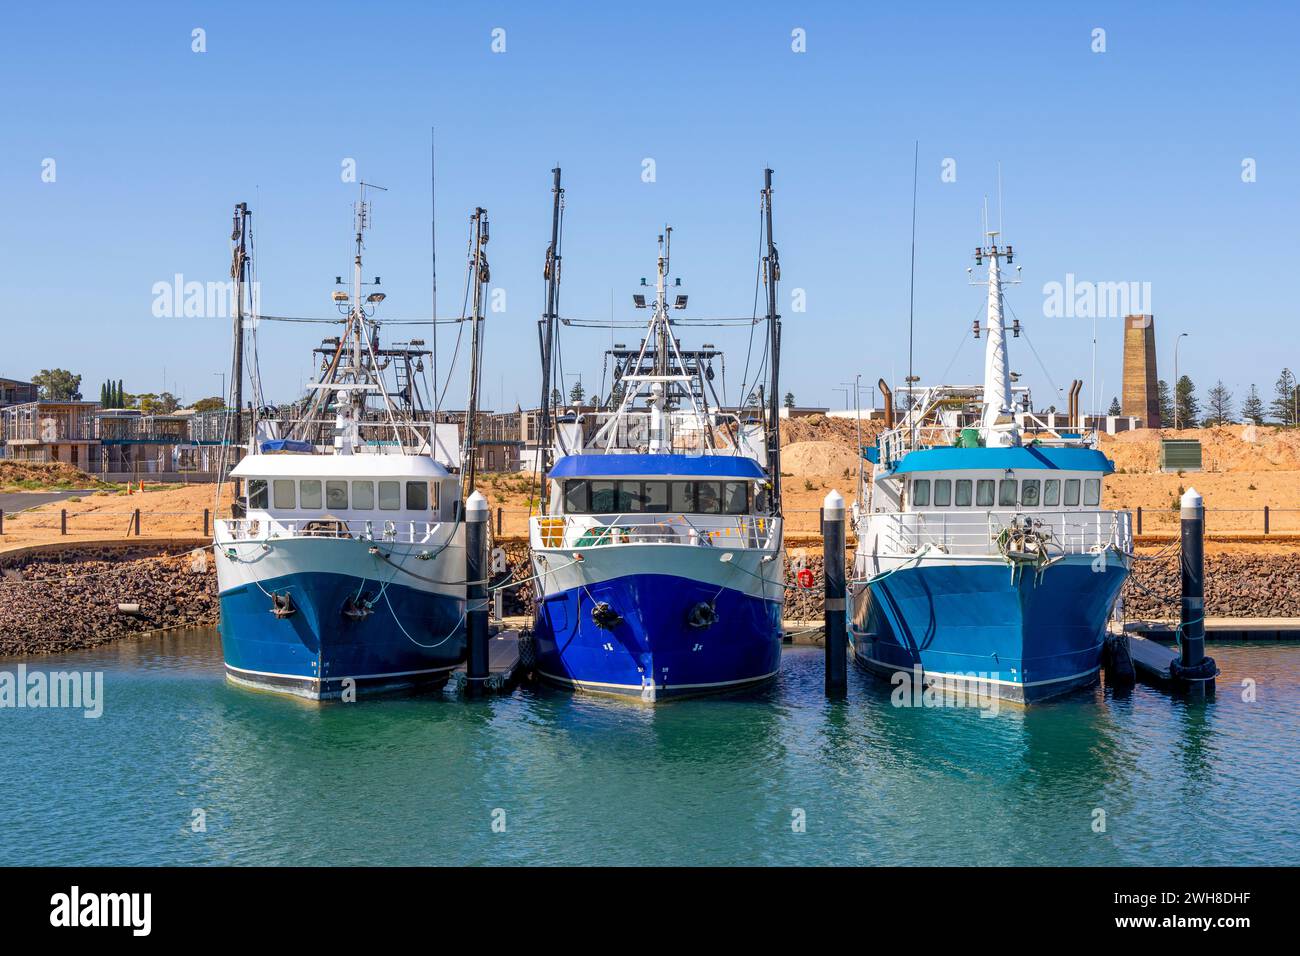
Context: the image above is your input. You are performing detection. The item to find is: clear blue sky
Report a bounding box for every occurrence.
[2,1,1296,415]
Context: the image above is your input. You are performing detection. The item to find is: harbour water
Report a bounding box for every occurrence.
[2,629,1297,866]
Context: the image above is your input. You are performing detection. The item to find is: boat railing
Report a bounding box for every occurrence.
[216,516,450,545]
[866,509,1132,558]
[877,425,960,467]
[576,410,749,455]
[530,512,781,551]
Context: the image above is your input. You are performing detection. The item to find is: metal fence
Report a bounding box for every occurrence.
[0,508,210,537]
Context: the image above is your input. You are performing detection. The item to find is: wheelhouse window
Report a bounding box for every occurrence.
[272,479,296,510]
[1063,478,1081,507]
[378,480,401,511]
[1083,478,1101,507]
[722,481,749,515]
[696,481,723,514]
[954,479,973,507]
[1021,479,1041,507]
[1043,479,1061,507]
[670,481,695,513]
[248,479,268,510]
[590,480,618,512]
[406,481,429,511]
[619,481,648,512]
[352,480,375,510]
[564,479,590,513]
[912,479,931,507]
[643,481,669,513]
[976,479,995,507]
[325,480,348,511]
[933,479,952,507]
[754,483,771,513]
[999,479,1018,507]
[563,478,753,515]
[300,480,323,510]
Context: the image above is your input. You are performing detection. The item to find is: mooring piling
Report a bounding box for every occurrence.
[823,489,848,699]
[1174,487,1217,696]
[1123,489,1219,694]
[464,490,490,697]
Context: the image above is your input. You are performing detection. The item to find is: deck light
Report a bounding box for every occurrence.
[633,294,647,308]
[366,292,386,304]
[333,291,349,303]
[674,295,689,309]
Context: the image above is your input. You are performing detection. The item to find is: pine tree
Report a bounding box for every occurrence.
[783,391,796,408]
[1175,375,1200,429]
[117,379,125,409]
[100,382,108,405]
[1156,379,1173,427]
[568,380,585,405]
[1205,380,1234,426]
[1272,369,1298,426]
[1107,396,1121,416]
[1242,385,1265,425]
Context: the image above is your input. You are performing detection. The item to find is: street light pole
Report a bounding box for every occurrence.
[1174,332,1189,430]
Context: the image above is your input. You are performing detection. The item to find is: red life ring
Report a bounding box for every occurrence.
[796,568,815,589]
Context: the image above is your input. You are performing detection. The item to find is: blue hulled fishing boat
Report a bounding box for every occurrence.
[527,169,786,701]
[213,190,491,700]
[849,228,1133,703]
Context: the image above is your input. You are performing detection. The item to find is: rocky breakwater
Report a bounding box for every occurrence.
[0,545,218,656]
[1123,549,1300,619]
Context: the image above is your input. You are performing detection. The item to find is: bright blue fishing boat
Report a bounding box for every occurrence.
[212,190,489,700]
[527,169,786,702]
[849,228,1133,703]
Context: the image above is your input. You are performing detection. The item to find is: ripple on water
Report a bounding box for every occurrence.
[1,630,1296,865]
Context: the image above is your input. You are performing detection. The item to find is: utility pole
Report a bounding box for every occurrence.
[1174,332,1189,430]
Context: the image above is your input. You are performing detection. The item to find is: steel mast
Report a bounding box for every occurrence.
[762,169,782,511]
[462,207,490,496]
[538,168,563,474]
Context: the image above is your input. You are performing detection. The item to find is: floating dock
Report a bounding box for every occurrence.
[451,629,522,694]
[1125,617,1300,641]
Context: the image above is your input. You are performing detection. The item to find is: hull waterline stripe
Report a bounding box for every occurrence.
[856,654,1099,689]
[536,669,779,692]
[224,662,458,682]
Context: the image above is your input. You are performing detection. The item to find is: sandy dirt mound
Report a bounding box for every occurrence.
[779,414,884,447]
[781,440,863,479]
[0,461,104,490]
[1101,425,1300,473]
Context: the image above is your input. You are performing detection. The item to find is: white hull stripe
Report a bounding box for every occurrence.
[856,655,1099,689]
[224,662,457,682]
[536,669,778,692]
